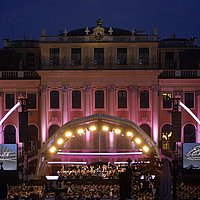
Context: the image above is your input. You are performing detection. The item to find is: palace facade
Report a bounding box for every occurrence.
[0,19,200,169]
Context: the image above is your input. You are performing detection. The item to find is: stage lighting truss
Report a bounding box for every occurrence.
[48,122,151,156]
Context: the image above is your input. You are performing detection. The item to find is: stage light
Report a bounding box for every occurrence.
[49,146,57,153]
[102,125,109,131]
[65,131,73,138]
[142,146,149,153]
[89,125,96,131]
[114,128,121,134]
[57,138,64,145]
[126,131,133,137]
[135,137,142,144]
[77,128,84,135]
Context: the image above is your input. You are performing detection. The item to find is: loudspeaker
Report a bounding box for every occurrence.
[172,111,181,142]
[19,112,28,143]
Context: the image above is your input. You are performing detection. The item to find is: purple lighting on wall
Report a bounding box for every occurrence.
[57,152,142,156]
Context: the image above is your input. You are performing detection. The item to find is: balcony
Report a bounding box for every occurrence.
[0,71,41,80]
[159,70,200,78]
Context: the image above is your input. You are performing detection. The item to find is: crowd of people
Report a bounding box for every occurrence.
[57,164,126,180]
[4,162,200,200]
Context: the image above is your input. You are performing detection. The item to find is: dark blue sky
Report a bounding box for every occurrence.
[0,0,200,47]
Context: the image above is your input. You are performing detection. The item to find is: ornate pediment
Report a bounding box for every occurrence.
[93,19,105,40]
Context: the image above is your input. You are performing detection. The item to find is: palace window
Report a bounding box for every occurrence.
[184,124,196,143]
[5,93,15,109]
[184,92,194,108]
[95,90,104,108]
[94,48,104,65]
[50,90,59,109]
[72,90,81,108]
[27,93,37,109]
[162,92,172,109]
[161,124,172,150]
[165,52,174,68]
[26,53,36,70]
[139,48,149,65]
[117,48,127,65]
[71,48,81,66]
[49,48,59,66]
[140,90,149,108]
[118,90,127,108]
[4,125,16,144]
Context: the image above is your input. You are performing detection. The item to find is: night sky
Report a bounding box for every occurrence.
[0,0,200,47]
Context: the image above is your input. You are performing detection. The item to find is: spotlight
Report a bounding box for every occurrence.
[135,137,142,144]
[102,125,109,131]
[89,125,96,131]
[77,128,84,135]
[65,131,72,138]
[49,146,57,153]
[114,128,121,134]
[142,146,149,152]
[57,138,64,145]
[126,131,133,137]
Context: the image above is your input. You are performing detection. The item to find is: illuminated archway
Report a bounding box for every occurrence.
[36,114,160,177]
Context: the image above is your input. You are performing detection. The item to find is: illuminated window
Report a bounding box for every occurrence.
[118,90,127,108]
[5,93,15,109]
[95,90,104,108]
[162,92,172,109]
[50,90,59,109]
[161,124,172,150]
[94,48,104,65]
[72,90,81,108]
[140,90,149,108]
[117,48,127,65]
[185,92,194,108]
[71,48,81,66]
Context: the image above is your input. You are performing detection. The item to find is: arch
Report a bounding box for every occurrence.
[28,124,39,152]
[140,124,151,137]
[36,114,160,177]
[161,124,172,150]
[4,124,16,144]
[184,124,196,143]
[48,124,60,139]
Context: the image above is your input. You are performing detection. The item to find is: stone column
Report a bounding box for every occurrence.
[129,85,138,123]
[196,91,200,143]
[152,85,160,144]
[0,92,3,144]
[62,85,69,124]
[84,85,91,116]
[40,86,47,144]
[108,85,115,116]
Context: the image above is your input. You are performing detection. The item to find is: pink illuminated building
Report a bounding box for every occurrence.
[0,19,200,174]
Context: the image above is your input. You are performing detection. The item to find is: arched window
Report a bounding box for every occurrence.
[140,124,151,137]
[184,124,196,143]
[28,125,38,152]
[4,125,16,144]
[161,124,172,150]
[48,124,60,139]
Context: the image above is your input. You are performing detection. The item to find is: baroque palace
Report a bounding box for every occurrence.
[0,19,200,175]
